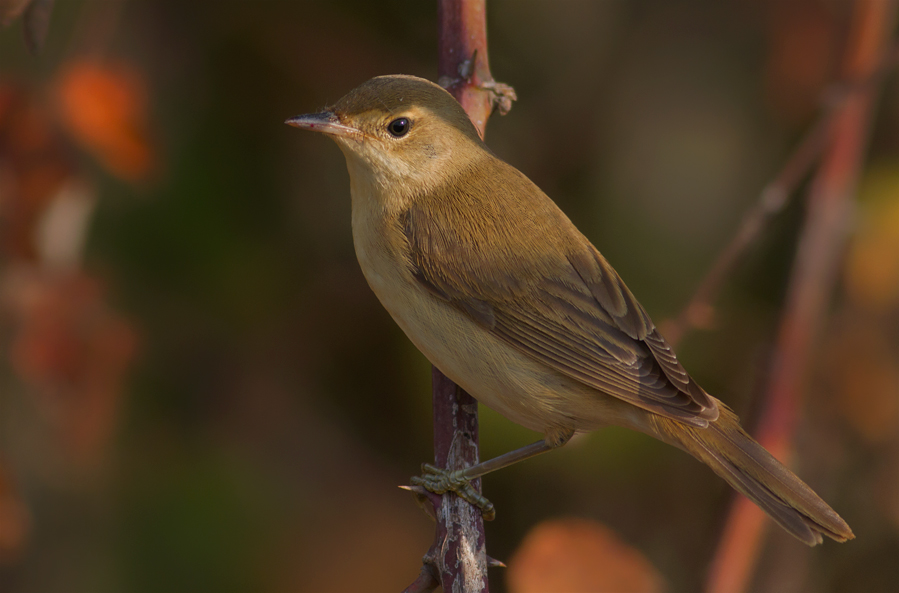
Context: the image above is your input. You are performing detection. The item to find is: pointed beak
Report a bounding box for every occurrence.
[284,111,360,139]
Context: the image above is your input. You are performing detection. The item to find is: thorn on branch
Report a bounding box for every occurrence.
[438,49,478,89]
[459,49,476,79]
[399,484,439,523]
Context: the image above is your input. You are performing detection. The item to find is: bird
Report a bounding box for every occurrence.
[286,74,853,546]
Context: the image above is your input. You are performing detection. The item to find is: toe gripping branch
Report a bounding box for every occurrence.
[411,463,496,521]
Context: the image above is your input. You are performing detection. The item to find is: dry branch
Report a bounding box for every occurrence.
[664,38,899,347]
[403,1,514,591]
[705,3,898,592]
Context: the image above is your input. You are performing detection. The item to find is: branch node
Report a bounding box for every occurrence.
[478,79,518,116]
[438,49,518,117]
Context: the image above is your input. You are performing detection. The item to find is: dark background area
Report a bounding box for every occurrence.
[1,1,897,591]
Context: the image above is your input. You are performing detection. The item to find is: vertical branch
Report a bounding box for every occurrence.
[429,1,496,588]
[438,0,493,135]
[426,369,488,593]
[661,117,832,347]
[705,3,898,593]
[404,2,514,592]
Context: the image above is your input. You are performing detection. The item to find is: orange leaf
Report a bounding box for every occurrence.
[56,60,153,180]
[507,518,664,593]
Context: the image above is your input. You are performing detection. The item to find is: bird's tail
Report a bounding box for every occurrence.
[649,404,853,546]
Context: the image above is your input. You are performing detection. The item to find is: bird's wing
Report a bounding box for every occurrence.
[399,163,718,427]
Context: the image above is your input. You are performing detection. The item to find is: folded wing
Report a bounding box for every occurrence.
[400,160,718,427]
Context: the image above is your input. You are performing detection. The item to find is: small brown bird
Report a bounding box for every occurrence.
[286,75,853,546]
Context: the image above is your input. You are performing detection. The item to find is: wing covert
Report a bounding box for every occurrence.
[399,159,718,425]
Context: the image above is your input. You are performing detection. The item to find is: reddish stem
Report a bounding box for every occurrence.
[663,43,899,348]
[404,1,514,592]
[437,0,493,137]
[705,3,897,593]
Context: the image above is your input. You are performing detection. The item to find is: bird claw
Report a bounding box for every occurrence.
[410,463,496,521]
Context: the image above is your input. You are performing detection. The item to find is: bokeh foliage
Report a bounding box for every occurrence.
[1,1,897,591]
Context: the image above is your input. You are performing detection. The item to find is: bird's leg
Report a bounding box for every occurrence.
[410,427,574,520]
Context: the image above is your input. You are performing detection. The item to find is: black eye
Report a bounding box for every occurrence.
[387,117,411,137]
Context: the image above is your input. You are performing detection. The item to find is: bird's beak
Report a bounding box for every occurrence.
[285,111,360,139]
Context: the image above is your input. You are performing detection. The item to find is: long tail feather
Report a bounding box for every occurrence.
[649,404,853,546]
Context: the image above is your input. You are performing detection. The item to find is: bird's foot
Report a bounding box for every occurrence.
[410,463,496,521]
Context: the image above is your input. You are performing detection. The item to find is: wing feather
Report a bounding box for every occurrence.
[399,158,718,425]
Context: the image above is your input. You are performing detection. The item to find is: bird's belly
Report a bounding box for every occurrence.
[353,238,620,434]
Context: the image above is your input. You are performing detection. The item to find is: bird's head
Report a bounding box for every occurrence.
[286,75,488,204]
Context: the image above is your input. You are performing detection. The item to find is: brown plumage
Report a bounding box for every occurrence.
[286,74,853,546]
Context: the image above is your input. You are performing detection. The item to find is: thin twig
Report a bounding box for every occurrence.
[663,38,899,347]
[705,3,898,593]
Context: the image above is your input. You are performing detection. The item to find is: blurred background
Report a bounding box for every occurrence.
[1,1,897,591]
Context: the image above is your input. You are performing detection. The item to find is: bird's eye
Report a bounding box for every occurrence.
[387,117,411,137]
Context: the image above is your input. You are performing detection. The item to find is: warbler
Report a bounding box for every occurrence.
[286,75,853,546]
